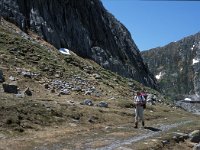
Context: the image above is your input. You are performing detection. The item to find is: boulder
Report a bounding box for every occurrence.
[2,82,18,94]
[97,101,108,108]
[0,70,5,83]
[189,130,200,143]
[82,99,93,106]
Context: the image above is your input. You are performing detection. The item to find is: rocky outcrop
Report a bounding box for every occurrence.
[0,0,157,89]
[142,32,200,99]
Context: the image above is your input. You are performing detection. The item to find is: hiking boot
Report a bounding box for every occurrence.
[142,121,145,127]
[134,122,138,128]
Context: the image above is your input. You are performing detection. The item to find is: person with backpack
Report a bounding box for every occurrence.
[134,91,146,128]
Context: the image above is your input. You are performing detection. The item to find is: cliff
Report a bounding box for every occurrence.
[0,0,157,89]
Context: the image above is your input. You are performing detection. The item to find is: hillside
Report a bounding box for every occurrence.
[0,0,157,89]
[142,32,200,101]
[0,20,200,150]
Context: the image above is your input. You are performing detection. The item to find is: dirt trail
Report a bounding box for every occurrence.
[31,120,192,150]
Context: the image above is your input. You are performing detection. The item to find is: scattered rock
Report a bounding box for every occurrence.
[69,100,74,104]
[147,94,157,105]
[44,83,50,89]
[55,74,60,78]
[21,70,40,78]
[72,86,81,92]
[15,93,25,98]
[97,101,108,108]
[0,133,6,139]
[172,132,189,143]
[14,127,24,132]
[88,116,98,123]
[83,66,93,74]
[69,123,77,127]
[59,89,70,95]
[93,73,101,79]
[2,82,18,94]
[105,126,112,130]
[82,99,93,106]
[9,47,18,54]
[94,92,101,97]
[57,93,61,97]
[21,71,32,78]
[84,90,92,95]
[161,140,170,146]
[189,130,200,143]
[9,76,15,81]
[50,88,55,93]
[193,143,200,150]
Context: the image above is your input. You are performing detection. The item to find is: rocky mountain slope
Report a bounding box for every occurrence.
[0,14,200,150]
[0,18,161,133]
[0,0,157,89]
[142,32,200,100]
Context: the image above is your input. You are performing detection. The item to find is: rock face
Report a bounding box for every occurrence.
[0,0,157,89]
[142,32,200,99]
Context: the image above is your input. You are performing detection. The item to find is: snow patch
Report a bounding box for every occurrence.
[193,58,199,65]
[59,48,71,55]
[184,98,192,101]
[155,72,164,80]
[191,45,195,50]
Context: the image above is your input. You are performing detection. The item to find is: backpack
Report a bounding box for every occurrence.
[140,95,146,109]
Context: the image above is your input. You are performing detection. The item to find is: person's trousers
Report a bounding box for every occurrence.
[135,105,144,123]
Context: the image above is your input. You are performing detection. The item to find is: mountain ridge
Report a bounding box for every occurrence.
[142,32,200,100]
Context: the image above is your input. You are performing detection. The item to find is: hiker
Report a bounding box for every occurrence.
[134,91,146,128]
